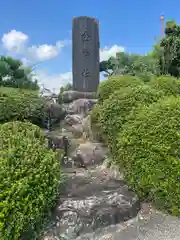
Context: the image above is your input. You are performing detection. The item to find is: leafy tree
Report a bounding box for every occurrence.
[0,56,39,90]
[99,58,115,76]
[100,52,158,81]
[156,20,180,77]
[59,82,73,93]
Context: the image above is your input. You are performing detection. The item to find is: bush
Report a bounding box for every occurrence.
[90,104,105,142]
[149,75,180,96]
[0,121,65,240]
[116,96,180,215]
[98,85,165,149]
[0,87,46,126]
[97,75,143,103]
[91,103,101,125]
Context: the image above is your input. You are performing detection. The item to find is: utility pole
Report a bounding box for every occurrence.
[160,14,165,39]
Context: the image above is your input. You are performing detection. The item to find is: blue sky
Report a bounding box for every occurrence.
[0,0,179,92]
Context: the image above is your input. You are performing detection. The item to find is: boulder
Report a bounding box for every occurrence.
[76,207,180,240]
[44,131,64,150]
[71,124,84,138]
[70,142,106,167]
[64,115,92,139]
[62,90,97,103]
[45,102,66,122]
[64,114,83,125]
[42,167,140,239]
[67,99,98,117]
[81,115,92,139]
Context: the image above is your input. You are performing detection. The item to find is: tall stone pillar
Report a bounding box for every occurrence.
[72,16,100,92]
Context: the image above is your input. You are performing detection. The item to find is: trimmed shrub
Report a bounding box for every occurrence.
[98,85,165,148]
[90,104,105,142]
[149,75,180,96]
[0,121,65,240]
[97,75,143,103]
[91,103,101,125]
[0,87,46,125]
[116,96,180,215]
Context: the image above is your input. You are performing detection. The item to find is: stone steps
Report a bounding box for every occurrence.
[42,165,141,239]
[41,94,180,240]
[76,207,180,240]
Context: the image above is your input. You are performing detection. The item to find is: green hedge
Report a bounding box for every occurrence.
[97,75,143,103]
[0,87,46,125]
[116,96,180,215]
[97,85,165,149]
[0,121,65,240]
[149,75,180,96]
[90,104,105,142]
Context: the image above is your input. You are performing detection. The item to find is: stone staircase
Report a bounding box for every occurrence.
[41,91,180,240]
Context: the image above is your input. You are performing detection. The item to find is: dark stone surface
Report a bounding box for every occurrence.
[72,16,100,92]
[42,167,140,239]
[62,90,97,103]
[76,209,180,240]
[67,98,97,117]
[70,142,107,167]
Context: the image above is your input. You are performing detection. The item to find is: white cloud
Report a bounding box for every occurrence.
[100,45,125,61]
[1,31,123,92]
[27,42,63,62]
[1,30,70,62]
[34,44,124,92]
[2,30,28,54]
[21,57,31,66]
[36,70,72,93]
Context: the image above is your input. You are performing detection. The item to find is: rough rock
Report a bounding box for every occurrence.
[70,142,107,167]
[62,90,97,103]
[67,99,98,117]
[75,207,180,240]
[41,93,180,240]
[44,131,64,149]
[64,114,83,125]
[63,115,93,140]
[45,102,66,122]
[42,95,142,240]
[71,124,84,138]
[42,167,140,239]
[81,115,92,139]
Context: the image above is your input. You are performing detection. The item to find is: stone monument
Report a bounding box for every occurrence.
[72,16,100,92]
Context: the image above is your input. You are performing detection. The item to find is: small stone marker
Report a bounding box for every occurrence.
[72,16,100,92]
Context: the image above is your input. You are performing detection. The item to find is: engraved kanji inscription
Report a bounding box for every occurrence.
[83,78,87,90]
[82,48,91,57]
[81,68,90,77]
[81,30,91,41]
[72,16,99,92]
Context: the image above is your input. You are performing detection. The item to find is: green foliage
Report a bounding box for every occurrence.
[0,56,39,90]
[149,75,180,96]
[0,121,65,239]
[97,75,143,103]
[99,58,115,76]
[116,96,180,215]
[102,52,159,80]
[90,104,105,142]
[98,85,164,149]
[156,20,180,77]
[0,87,46,125]
[91,103,101,125]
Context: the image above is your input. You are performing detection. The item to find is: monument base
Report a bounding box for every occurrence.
[62,90,97,103]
